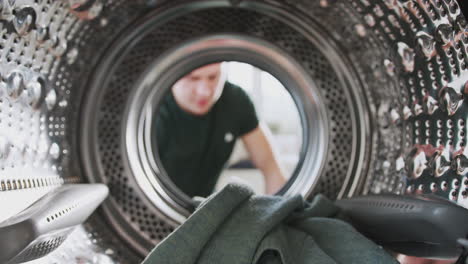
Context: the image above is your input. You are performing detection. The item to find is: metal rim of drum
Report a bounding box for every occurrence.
[80,0,370,256]
[125,34,329,221]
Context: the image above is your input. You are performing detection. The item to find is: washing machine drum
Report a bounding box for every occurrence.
[0,0,467,263]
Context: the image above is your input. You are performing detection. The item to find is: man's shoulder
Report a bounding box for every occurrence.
[155,93,177,123]
[220,82,259,135]
[222,82,252,104]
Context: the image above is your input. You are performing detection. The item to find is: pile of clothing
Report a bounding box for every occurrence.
[143,184,397,264]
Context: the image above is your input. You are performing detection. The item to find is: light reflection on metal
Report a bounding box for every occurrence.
[397,42,415,72]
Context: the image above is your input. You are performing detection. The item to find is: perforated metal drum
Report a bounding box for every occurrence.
[0,0,467,263]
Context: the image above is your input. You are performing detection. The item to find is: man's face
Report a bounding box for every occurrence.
[171,63,225,116]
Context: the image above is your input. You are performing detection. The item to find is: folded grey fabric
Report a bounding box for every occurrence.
[142,184,398,264]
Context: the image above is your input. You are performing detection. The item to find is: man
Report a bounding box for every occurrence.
[153,62,286,198]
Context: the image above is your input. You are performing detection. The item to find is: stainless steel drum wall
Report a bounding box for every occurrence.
[0,0,466,263]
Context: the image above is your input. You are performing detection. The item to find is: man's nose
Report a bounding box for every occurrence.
[195,81,212,97]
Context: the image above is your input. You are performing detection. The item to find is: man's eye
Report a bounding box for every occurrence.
[208,76,216,81]
[190,76,200,81]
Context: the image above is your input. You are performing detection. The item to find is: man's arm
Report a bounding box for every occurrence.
[241,123,287,194]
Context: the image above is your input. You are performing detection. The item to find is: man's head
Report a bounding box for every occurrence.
[171,62,226,116]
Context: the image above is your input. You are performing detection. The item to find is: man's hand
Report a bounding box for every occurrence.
[241,124,287,194]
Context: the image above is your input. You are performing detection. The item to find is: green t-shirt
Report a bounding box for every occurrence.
[153,82,259,198]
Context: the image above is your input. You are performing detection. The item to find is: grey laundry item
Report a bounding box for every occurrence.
[142,184,398,264]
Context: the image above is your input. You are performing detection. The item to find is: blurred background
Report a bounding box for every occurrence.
[215,62,303,194]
